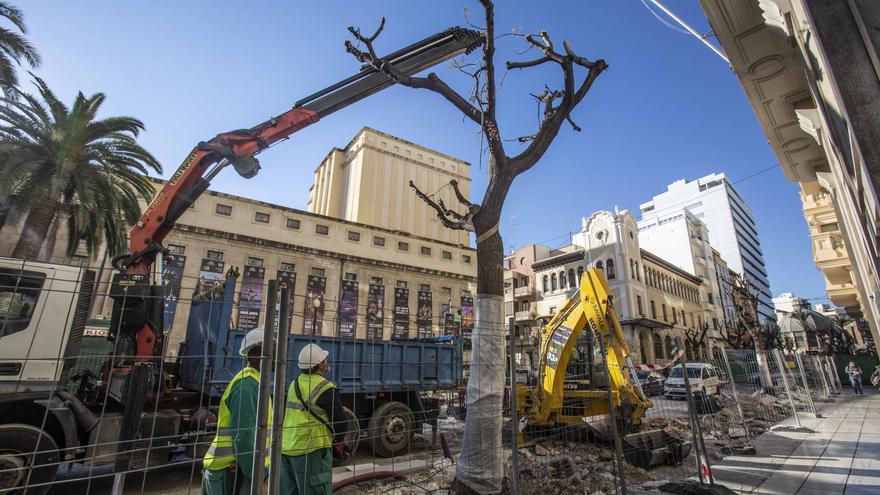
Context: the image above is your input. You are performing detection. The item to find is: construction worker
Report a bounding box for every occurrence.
[281,343,350,495]
[202,328,272,495]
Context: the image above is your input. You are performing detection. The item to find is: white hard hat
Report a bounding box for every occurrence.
[239,328,264,357]
[297,343,329,370]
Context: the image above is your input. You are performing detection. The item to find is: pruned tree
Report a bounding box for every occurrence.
[345,2,606,493]
[719,317,750,349]
[684,321,710,359]
[756,321,784,350]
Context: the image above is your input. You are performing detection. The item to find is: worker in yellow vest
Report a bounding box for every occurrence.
[280,343,350,494]
[202,329,272,495]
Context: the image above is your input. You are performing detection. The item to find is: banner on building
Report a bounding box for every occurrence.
[303,275,326,336]
[441,303,458,336]
[393,288,409,339]
[460,295,474,338]
[367,284,384,340]
[162,254,186,329]
[197,258,225,294]
[338,280,358,338]
[275,269,296,331]
[237,265,265,331]
[417,290,433,338]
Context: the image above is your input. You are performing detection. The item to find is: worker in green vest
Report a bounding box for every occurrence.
[202,328,272,495]
[280,343,350,495]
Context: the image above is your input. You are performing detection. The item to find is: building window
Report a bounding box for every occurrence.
[310,267,325,277]
[315,224,329,235]
[653,334,663,359]
[650,300,656,319]
[819,223,839,233]
[206,250,224,261]
[419,284,430,292]
[662,304,667,322]
[442,250,452,260]
[708,292,714,304]
[286,218,300,230]
[606,259,615,279]
[568,269,576,287]
[520,300,530,311]
[397,280,407,288]
[215,204,232,216]
[254,212,270,223]
[441,287,452,297]
[373,236,385,247]
[279,262,295,272]
[344,272,357,281]
[462,254,472,264]
[577,266,584,280]
[503,258,512,269]
[347,231,361,242]
[167,244,185,255]
[462,290,472,297]
[542,275,549,293]
[635,262,641,281]
[559,271,566,289]
[398,241,409,251]
[551,273,558,291]
[637,295,643,315]
[672,310,677,325]
[370,276,383,285]
[596,260,604,271]
[420,246,432,256]
[246,257,263,267]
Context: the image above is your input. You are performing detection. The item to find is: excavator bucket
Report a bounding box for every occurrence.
[621,429,692,470]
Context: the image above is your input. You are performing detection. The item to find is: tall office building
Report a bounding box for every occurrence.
[638,172,775,322]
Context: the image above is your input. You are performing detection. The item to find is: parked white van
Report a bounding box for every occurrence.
[664,363,722,399]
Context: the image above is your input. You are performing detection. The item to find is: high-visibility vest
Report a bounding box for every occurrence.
[282,373,336,456]
[203,367,272,470]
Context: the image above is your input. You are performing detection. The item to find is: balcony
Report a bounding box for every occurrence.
[513,285,534,297]
[515,311,532,322]
[812,233,849,265]
[801,191,833,212]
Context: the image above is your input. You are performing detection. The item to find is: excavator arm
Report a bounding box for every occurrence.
[107,27,482,362]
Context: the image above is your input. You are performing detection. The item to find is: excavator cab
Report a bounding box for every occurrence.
[515,268,691,469]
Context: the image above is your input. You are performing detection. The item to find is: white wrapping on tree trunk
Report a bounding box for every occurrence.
[456,294,505,494]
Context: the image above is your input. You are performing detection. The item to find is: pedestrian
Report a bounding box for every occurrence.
[846,360,864,395]
[202,329,272,495]
[281,344,350,495]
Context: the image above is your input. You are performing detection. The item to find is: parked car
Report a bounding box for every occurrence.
[637,370,666,396]
[664,363,722,399]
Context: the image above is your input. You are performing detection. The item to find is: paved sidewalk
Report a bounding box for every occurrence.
[712,389,880,494]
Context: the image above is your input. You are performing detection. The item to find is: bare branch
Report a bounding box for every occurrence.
[506,56,551,70]
[409,181,474,232]
[449,179,473,207]
[566,115,581,132]
[478,0,507,168]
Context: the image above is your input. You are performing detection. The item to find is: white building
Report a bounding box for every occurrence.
[639,173,775,322]
[772,292,811,318]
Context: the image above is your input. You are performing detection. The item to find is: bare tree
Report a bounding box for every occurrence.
[684,322,710,359]
[345,2,606,492]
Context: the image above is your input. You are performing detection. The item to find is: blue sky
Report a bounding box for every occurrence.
[22,1,829,305]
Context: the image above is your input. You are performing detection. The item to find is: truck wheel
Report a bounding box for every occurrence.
[333,407,360,467]
[0,424,60,495]
[369,401,413,458]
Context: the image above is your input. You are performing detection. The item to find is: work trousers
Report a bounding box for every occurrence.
[280,448,332,495]
[202,467,248,495]
[850,376,864,394]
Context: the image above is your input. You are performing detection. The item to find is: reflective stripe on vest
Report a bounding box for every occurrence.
[281,373,336,456]
[203,367,272,470]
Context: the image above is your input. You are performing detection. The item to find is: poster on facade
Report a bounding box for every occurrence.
[303,275,326,336]
[197,258,225,294]
[367,284,384,340]
[162,254,186,329]
[338,280,358,338]
[460,295,474,338]
[237,265,265,331]
[417,290,433,338]
[392,288,409,339]
[275,269,296,331]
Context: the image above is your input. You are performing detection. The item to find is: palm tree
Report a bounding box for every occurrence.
[0,2,39,91]
[0,76,161,260]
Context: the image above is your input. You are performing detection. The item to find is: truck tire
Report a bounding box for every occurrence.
[0,424,60,495]
[368,401,413,458]
[333,406,360,467]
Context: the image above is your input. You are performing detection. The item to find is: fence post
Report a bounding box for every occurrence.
[507,317,520,495]
[591,326,628,495]
[268,286,291,495]
[824,356,840,394]
[812,355,832,400]
[828,356,844,392]
[250,280,278,495]
[793,352,819,416]
[772,349,800,428]
[719,348,751,447]
[675,337,714,485]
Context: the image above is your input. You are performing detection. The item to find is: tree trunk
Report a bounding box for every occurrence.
[11,199,58,260]
[455,229,505,494]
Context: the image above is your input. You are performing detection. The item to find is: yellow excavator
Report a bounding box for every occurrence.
[515,268,691,469]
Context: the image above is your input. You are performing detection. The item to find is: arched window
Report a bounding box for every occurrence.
[636,262,641,281]
[542,275,549,293]
[664,336,674,358]
[568,269,576,287]
[606,259,615,279]
[629,259,635,279]
[653,334,664,359]
[559,271,566,289]
[551,273,558,291]
[577,266,584,280]
[596,260,604,270]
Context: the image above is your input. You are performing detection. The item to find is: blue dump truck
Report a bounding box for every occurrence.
[175,275,464,459]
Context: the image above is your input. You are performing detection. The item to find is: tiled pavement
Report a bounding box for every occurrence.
[712,390,880,494]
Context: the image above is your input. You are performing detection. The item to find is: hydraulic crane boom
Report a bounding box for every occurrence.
[107,27,482,362]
